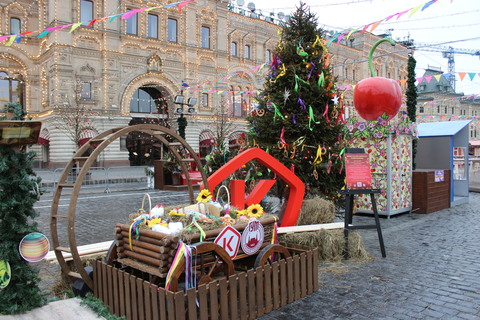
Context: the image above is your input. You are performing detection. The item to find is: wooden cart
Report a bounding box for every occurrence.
[112,216,291,292]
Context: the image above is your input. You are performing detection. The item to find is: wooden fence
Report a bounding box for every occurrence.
[93,248,319,320]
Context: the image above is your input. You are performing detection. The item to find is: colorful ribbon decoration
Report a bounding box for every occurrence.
[165,241,187,291]
[323,104,330,122]
[270,102,283,122]
[318,72,325,88]
[128,217,146,251]
[271,218,279,244]
[313,145,324,165]
[308,106,320,130]
[298,98,307,110]
[192,217,206,242]
[1,0,196,46]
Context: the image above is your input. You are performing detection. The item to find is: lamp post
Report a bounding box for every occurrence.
[174,91,197,139]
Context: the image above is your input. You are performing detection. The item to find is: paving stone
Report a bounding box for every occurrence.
[24,183,480,319]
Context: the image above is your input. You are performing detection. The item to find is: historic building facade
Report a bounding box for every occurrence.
[0,0,408,168]
[416,66,480,143]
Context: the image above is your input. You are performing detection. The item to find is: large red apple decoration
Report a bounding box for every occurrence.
[353,38,403,121]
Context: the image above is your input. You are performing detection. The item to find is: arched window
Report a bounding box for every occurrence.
[231,42,237,56]
[244,45,250,59]
[0,72,23,106]
[265,49,271,63]
[10,18,21,34]
[130,86,166,114]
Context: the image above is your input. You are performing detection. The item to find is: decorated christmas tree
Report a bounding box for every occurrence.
[0,103,45,314]
[248,3,345,198]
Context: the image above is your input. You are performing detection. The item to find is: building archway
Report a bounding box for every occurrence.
[127,84,170,166]
[199,130,215,158]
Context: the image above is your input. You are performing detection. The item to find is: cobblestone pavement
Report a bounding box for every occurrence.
[259,193,480,320]
[30,186,480,319]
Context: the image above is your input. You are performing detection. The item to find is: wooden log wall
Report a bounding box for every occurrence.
[93,248,319,320]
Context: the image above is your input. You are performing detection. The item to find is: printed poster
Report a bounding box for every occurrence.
[345,153,373,189]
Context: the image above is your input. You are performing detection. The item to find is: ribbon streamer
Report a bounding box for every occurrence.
[165,241,187,291]
[298,98,307,110]
[308,106,320,130]
[313,145,324,165]
[192,217,206,241]
[323,104,330,122]
[318,72,325,88]
[271,102,283,122]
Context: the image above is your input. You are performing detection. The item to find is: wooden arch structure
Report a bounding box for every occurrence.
[50,124,208,289]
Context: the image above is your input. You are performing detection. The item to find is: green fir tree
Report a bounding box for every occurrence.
[406,55,418,169]
[0,103,45,314]
[248,3,345,198]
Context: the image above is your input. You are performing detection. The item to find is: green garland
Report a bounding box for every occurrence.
[177,116,187,139]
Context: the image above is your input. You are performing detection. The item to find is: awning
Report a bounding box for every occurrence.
[78,128,98,146]
[229,131,246,146]
[199,130,216,146]
[37,128,50,145]
[470,141,480,146]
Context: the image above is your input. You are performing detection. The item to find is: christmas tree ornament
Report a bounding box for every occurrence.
[283,88,291,104]
[353,38,402,121]
[0,261,11,289]
[18,232,50,263]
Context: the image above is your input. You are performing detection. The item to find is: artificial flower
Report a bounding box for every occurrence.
[196,189,212,203]
[236,209,247,216]
[246,204,264,218]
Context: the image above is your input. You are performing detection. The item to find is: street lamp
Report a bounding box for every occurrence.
[174,94,197,115]
[174,92,197,139]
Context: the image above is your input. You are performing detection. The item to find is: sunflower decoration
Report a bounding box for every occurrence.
[196,189,212,203]
[246,204,264,218]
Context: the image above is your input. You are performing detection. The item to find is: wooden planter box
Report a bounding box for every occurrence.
[93,246,319,320]
[412,169,451,213]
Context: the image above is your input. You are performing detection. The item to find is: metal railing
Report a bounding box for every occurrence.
[36,166,153,193]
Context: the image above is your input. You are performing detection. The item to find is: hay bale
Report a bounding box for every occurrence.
[280,229,369,261]
[297,197,335,225]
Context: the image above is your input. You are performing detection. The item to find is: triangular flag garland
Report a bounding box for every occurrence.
[326,0,452,47]
[0,0,195,46]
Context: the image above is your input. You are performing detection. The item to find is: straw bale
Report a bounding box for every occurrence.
[280,229,369,261]
[297,197,335,225]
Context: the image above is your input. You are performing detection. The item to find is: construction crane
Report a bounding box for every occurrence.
[401,40,480,92]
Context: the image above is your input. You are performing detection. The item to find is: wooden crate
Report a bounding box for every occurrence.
[412,169,451,214]
[93,247,319,320]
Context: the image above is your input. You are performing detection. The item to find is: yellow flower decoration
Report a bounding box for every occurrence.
[236,209,247,216]
[246,204,264,218]
[147,218,167,228]
[196,189,212,203]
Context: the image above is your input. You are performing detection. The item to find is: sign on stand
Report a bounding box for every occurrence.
[214,225,241,259]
